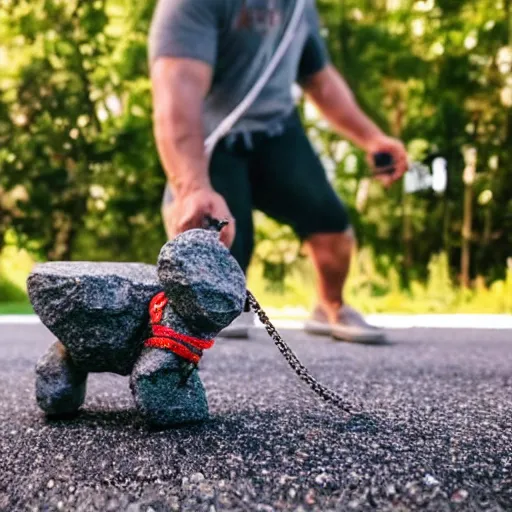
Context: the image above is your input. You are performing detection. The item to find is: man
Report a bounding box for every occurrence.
[149,0,408,342]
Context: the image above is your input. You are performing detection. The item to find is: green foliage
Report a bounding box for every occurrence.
[248,249,512,314]
[252,212,303,293]
[309,0,512,284]
[0,276,26,303]
[0,232,34,303]
[0,302,33,314]
[0,0,164,263]
[348,249,512,313]
[0,0,511,313]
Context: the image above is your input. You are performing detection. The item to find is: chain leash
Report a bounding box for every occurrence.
[201,217,363,416]
[246,290,362,415]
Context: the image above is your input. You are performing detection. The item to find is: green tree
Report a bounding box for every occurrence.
[0,0,510,293]
[0,0,164,263]
[312,0,512,285]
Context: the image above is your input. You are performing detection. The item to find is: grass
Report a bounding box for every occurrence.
[248,251,512,316]
[0,239,511,316]
[0,301,33,315]
[0,242,35,314]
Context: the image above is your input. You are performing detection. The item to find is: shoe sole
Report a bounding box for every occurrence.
[332,330,388,345]
[217,327,250,339]
[304,320,331,336]
[304,320,387,345]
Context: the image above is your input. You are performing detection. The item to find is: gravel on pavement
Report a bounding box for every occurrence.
[0,323,511,511]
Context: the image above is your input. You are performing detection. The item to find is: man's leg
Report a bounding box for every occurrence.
[209,139,255,336]
[303,229,354,323]
[250,110,385,343]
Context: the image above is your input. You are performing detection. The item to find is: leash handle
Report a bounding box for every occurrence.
[372,152,396,176]
[202,215,229,232]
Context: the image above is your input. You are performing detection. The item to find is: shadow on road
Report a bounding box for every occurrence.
[41,405,382,441]
[43,408,141,430]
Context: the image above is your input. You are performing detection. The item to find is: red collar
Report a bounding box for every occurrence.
[144,292,214,364]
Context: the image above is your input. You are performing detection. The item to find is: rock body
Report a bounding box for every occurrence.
[29,228,247,427]
[28,262,161,375]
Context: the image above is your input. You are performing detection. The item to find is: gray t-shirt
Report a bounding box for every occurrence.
[149,0,329,137]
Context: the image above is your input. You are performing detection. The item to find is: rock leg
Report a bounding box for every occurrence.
[130,348,208,428]
[35,340,87,416]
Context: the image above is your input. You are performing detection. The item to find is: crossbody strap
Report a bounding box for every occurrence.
[204,0,307,157]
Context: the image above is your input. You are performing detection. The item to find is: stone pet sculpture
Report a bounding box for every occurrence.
[28,225,246,427]
[28,221,359,428]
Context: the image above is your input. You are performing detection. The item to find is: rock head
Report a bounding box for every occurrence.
[157,229,246,338]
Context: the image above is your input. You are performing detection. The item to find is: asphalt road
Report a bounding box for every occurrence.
[0,322,511,511]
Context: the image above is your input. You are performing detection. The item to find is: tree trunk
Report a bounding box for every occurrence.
[461,184,473,288]
[391,97,411,279]
[442,200,451,256]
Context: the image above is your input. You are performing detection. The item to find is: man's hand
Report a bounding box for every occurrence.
[167,187,236,248]
[303,66,409,186]
[365,134,409,187]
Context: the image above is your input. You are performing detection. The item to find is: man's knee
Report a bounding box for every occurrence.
[305,228,355,253]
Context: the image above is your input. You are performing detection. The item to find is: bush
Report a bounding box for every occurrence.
[0,274,26,303]
[247,248,512,315]
[0,233,35,303]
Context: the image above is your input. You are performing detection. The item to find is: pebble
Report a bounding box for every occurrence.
[314,472,331,485]
[451,489,469,502]
[386,484,396,495]
[190,472,205,484]
[304,489,315,505]
[423,474,440,486]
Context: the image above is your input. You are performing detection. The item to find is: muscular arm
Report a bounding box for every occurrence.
[151,57,212,195]
[302,65,382,150]
[302,65,408,182]
[151,57,235,245]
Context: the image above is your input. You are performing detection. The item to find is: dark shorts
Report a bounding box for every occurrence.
[164,110,350,272]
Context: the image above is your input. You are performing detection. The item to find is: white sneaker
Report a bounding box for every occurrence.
[304,304,386,344]
[218,311,254,339]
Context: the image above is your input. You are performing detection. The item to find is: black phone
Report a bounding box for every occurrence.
[372,152,395,176]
